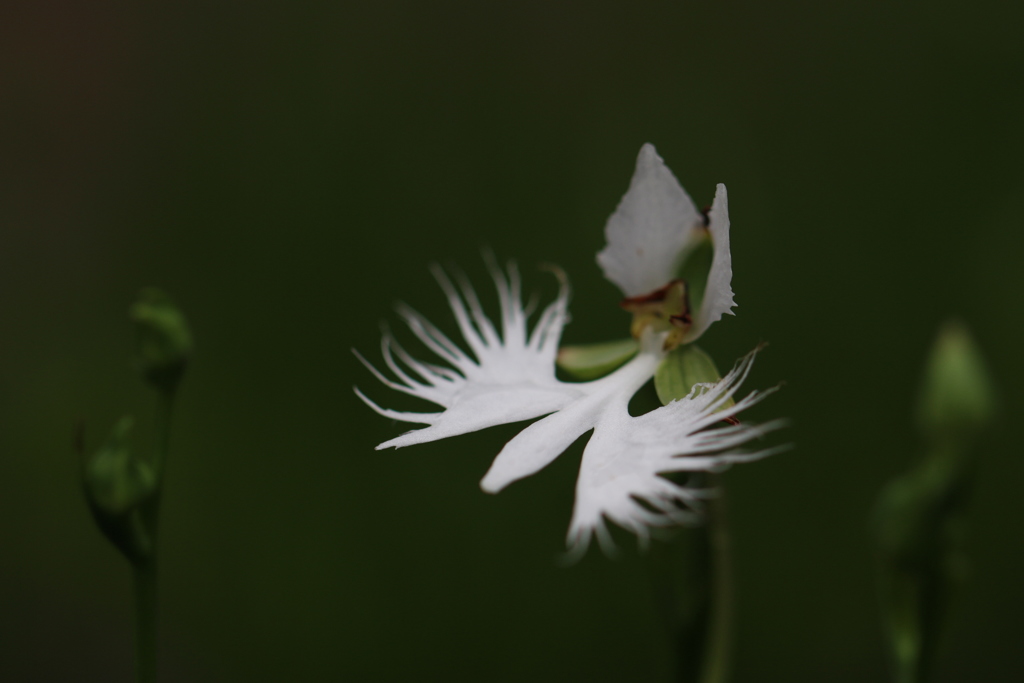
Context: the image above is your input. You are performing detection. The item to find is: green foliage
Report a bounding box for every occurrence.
[556,337,638,380]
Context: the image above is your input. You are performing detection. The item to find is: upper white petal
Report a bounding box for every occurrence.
[596,143,705,297]
[684,183,736,342]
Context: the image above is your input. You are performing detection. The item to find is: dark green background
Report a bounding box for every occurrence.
[2,1,1022,681]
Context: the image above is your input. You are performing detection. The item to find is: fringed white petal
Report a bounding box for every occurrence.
[566,349,783,556]
[596,144,705,297]
[684,183,736,342]
[354,260,581,450]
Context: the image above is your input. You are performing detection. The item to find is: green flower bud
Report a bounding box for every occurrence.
[131,288,192,394]
[557,338,638,380]
[81,417,157,563]
[83,416,156,516]
[872,320,994,683]
[916,320,995,440]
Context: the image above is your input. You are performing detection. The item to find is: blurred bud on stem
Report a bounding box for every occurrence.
[916,320,995,442]
[131,288,193,395]
[82,417,157,563]
[84,417,156,515]
[79,287,190,683]
[873,320,995,683]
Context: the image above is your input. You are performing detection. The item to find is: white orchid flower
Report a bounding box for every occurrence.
[356,144,780,554]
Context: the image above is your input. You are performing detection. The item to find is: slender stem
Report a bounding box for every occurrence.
[700,480,734,683]
[133,389,175,683]
[152,390,175,481]
[648,523,710,683]
[133,559,158,683]
[649,473,736,683]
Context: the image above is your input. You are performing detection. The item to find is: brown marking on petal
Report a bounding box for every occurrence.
[669,312,692,328]
[618,279,684,309]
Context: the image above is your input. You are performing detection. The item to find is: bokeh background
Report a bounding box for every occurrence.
[2,1,1022,681]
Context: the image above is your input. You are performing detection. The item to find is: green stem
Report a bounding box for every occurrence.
[700,481,734,683]
[134,389,175,683]
[152,390,175,480]
[648,523,710,683]
[648,473,736,683]
[133,559,158,683]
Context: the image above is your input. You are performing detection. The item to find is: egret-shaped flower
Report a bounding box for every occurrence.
[356,144,781,554]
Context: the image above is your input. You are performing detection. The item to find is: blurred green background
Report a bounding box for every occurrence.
[2,1,1022,681]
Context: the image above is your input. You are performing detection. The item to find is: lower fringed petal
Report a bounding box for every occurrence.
[566,346,784,556]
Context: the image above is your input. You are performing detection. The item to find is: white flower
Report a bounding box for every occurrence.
[355,144,780,554]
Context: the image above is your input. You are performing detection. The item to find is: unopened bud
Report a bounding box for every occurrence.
[131,288,192,394]
[83,417,156,516]
[916,320,995,440]
[872,320,994,683]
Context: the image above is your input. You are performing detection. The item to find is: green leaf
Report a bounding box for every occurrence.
[557,338,638,380]
[654,344,731,406]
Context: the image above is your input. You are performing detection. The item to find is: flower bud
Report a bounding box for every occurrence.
[131,288,192,394]
[916,320,994,441]
[872,320,994,683]
[83,416,156,516]
[81,416,157,563]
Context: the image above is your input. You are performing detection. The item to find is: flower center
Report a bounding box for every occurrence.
[620,279,691,351]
